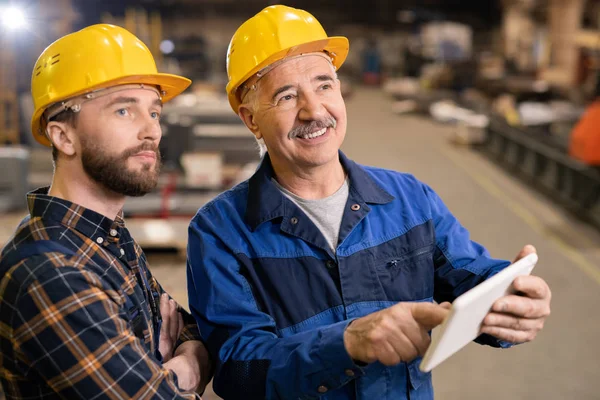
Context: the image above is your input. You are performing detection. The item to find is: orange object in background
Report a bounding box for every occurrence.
[362,72,381,85]
[569,101,600,165]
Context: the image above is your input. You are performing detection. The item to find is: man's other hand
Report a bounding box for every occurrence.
[481,245,551,343]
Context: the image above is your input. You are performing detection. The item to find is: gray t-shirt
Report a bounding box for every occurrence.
[272,178,349,252]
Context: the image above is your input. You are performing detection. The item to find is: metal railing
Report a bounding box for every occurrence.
[477,116,600,228]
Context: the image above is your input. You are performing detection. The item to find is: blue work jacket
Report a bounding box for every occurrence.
[187,151,510,399]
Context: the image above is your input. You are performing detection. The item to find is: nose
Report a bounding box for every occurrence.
[298,91,328,122]
[139,113,162,143]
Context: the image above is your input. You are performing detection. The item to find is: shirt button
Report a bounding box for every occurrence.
[120,248,125,256]
[351,204,361,211]
[110,229,118,237]
[317,385,328,394]
[345,369,355,377]
[290,217,299,225]
[326,260,336,269]
[96,237,104,244]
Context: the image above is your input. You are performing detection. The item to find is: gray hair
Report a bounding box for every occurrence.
[240,87,267,156]
[240,59,338,158]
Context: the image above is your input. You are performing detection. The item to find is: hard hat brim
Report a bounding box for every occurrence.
[228,36,349,113]
[31,73,191,147]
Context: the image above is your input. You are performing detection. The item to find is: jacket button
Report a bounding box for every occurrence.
[290,217,298,225]
[326,260,336,269]
[317,385,328,394]
[345,369,355,377]
[351,204,361,211]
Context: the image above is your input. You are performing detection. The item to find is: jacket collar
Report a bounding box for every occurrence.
[245,151,394,230]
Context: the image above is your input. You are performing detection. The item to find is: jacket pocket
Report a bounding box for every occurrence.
[373,244,435,301]
[407,357,433,392]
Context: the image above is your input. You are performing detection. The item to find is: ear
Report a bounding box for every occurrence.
[46,121,77,157]
[238,106,263,140]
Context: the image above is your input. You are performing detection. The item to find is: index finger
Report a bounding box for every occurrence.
[177,312,184,339]
[411,302,450,330]
[159,293,171,334]
[492,294,550,318]
[512,275,551,300]
[160,293,170,321]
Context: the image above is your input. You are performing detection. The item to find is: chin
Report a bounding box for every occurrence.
[130,159,156,169]
[300,150,339,168]
[128,161,157,174]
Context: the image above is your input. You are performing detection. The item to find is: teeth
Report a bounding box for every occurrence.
[299,127,327,140]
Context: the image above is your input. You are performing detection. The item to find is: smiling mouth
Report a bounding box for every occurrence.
[296,127,328,140]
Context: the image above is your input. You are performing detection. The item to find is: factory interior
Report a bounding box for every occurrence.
[0,0,599,399]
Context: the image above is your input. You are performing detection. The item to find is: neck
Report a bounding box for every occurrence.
[272,156,346,200]
[49,163,125,220]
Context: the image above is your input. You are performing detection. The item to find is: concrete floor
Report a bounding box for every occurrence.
[150,87,600,399]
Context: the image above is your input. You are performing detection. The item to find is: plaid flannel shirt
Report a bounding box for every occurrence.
[0,188,202,399]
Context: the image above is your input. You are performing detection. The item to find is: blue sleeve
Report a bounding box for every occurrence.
[423,184,513,348]
[186,213,365,399]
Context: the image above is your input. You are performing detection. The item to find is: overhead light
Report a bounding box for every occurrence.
[160,39,175,54]
[1,6,27,31]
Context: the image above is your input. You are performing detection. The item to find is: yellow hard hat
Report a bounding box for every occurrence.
[31,24,191,146]
[226,5,349,113]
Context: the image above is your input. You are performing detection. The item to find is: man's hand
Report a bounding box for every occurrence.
[163,340,211,393]
[481,245,551,343]
[343,302,450,366]
[158,293,184,362]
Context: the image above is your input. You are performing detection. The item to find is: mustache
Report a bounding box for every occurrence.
[121,142,159,159]
[288,117,337,139]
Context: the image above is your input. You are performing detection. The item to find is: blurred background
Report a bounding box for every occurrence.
[1,0,600,399]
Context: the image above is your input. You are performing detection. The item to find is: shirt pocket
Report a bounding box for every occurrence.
[373,243,435,301]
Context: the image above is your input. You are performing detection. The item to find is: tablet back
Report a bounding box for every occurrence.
[419,253,538,372]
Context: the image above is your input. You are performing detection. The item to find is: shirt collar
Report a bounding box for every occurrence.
[27,187,125,241]
[245,151,394,230]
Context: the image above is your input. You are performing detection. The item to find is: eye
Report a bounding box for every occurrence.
[150,111,161,120]
[280,94,294,102]
[116,108,129,117]
[320,83,333,90]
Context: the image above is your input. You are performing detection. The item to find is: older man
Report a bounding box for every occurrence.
[186,5,551,400]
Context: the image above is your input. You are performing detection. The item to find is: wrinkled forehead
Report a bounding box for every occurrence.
[242,53,336,100]
[269,54,334,81]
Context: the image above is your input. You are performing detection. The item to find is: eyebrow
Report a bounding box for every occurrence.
[313,74,335,83]
[269,74,335,103]
[105,96,163,108]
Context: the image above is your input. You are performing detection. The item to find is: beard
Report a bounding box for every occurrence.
[80,138,161,197]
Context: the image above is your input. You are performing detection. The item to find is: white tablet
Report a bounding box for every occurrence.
[419,252,538,372]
